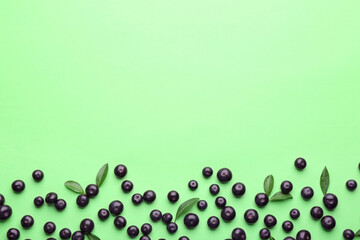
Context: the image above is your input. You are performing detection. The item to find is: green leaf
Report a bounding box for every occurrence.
[320,166,330,195]
[270,192,293,202]
[64,181,84,194]
[87,233,101,240]
[96,163,109,187]
[270,236,275,240]
[355,229,360,236]
[175,198,199,221]
[264,175,274,196]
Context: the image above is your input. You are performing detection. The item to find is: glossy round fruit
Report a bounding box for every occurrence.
[0,205,12,220]
[284,237,295,240]
[76,194,89,208]
[109,200,124,215]
[310,206,323,220]
[32,170,44,182]
[296,230,311,240]
[188,180,198,190]
[7,228,20,240]
[264,214,277,228]
[168,191,179,203]
[139,236,150,240]
[221,206,236,222]
[232,227,246,240]
[44,222,56,234]
[85,184,99,198]
[209,184,220,195]
[232,182,246,197]
[21,215,34,228]
[45,192,58,204]
[12,180,25,193]
[323,193,338,210]
[282,220,293,232]
[217,168,232,182]
[132,193,143,205]
[114,164,127,178]
[179,236,190,240]
[244,209,259,224]
[162,213,173,224]
[207,216,220,229]
[184,213,199,228]
[98,208,109,220]
[346,180,357,191]
[114,216,127,229]
[290,209,300,219]
[321,215,336,230]
[80,218,94,234]
[127,225,139,238]
[301,187,314,200]
[143,190,156,203]
[202,167,213,178]
[197,200,207,210]
[121,180,133,193]
[255,193,269,207]
[0,194,4,205]
[343,229,355,240]
[34,196,44,207]
[167,222,178,234]
[59,228,72,239]
[141,223,152,235]
[215,196,226,208]
[259,228,271,239]
[150,209,162,222]
[71,231,84,240]
[281,181,293,194]
[55,199,67,211]
[294,157,307,170]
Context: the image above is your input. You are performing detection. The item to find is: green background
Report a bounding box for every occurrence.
[1,0,360,239]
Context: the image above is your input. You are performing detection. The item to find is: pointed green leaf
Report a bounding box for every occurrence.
[96,163,108,187]
[270,192,293,202]
[65,181,84,194]
[264,175,274,196]
[87,233,101,240]
[355,229,360,236]
[175,198,199,221]
[320,166,330,195]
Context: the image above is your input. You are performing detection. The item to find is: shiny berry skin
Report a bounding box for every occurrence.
[32,170,44,182]
[55,199,67,211]
[296,230,311,240]
[217,168,232,182]
[282,220,293,232]
[121,180,133,193]
[109,200,124,215]
[21,215,34,228]
[188,180,198,190]
[202,167,213,178]
[34,196,44,207]
[301,187,314,200]
[343,229,355,240]
[44,222,56,234]
[259,228,271,239]
[232,182,246,197]
[167,222,178,234]
[80,218,94,234]
[197,200,207,210]
[264,214,277,228]
[255,193,269,207]
[168,191,179,203]
[323,193,338,210]
[310,206,323,220]
[184,213,199,228]
[143,190,156,203]
[221,206,236,222]
[290,208,300,219]
[98,208,109,220]
[321,215,336,230]
[0,205,12,220]
[45,192,58,204]
[162,213,173,224]
[244,209,258,224]
[141,223,152,235]
[140,236,150,240]
[207,216,220,229]
[71,231,84,240]
[209,184,220,195]
[232,228,246,240]
[215,196,226,208]
[114,164,127,178]
[346,180,357,191]
[127,225,139,237]
[149,209,162,222]
[7,228,20,240]
[294,157,307,170]
[85,184,99,198]
[0,194,4,205]
[281,181,293,194]
[114,216,127,229]
[12,180,25,193]
[59,228,71,239]
[284,237,295,240]
[132,193,143,205]
[179,236,190,240]
[76,194,89,208]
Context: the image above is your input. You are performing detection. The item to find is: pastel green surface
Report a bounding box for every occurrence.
[0,0,360,239]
